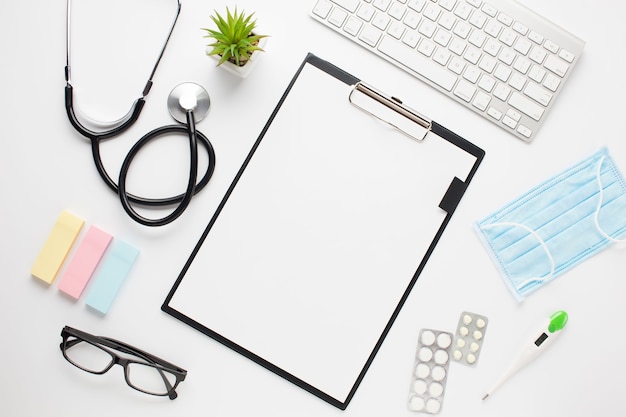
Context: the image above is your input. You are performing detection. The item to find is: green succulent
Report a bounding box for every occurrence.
[203,7,266,67]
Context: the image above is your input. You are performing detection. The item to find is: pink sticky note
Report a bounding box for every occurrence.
[58,226,112,299]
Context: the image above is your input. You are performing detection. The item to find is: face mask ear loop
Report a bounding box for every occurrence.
[481,222,556,292]
[594,156,626,243]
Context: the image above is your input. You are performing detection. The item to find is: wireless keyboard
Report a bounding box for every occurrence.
[310,0,585,142]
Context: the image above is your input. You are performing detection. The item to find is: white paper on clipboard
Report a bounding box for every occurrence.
[163,54,484,409]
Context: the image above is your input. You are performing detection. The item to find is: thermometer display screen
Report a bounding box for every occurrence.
[534,332,548,346]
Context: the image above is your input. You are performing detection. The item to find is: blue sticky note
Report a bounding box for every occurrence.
[85,240,139,314]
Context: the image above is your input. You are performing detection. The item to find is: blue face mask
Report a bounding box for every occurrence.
[475,147,626,300]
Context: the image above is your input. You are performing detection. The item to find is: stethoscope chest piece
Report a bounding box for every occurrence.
[168,82,210,123]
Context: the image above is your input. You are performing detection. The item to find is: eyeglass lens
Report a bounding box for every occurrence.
[63,338,177,396]
[64,339,114,373]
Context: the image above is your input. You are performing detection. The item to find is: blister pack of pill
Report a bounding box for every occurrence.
[452,311,489,367]
[407,329,453,414]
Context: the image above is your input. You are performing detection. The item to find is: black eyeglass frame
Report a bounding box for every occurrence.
[60,326,187,400]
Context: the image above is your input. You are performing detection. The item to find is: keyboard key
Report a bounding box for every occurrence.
[402,30,420,47]
[481,3,497,18]
[559,49,575,63]
[404,10,421,28]
[378,36,457,90]
[360,25,382,46]
[502,115,517,129]
[407,0,426,13]
[487,106,503,120]
[544,55,569,77]
[473,91,491,110]
[517,124,533,138]
[344,16,363,35]
[543,39,559,54]
[331,0,360,13]
[439,12,456,30]
[357,4,376,21]
[509,92,544,120]
[493,83,511,101]
[418,39,436,56]
[388,21,406,38]
[484,20,503,38]
[512,56,530,74]
[497,13,513,26]
[439,0,457,12]
[512,21,528,35]
[423,3,441,21]
[469,11,488,29]
[543,73,561,92]
[373,13,391,30]
[524,82,553,106]
[463,65,481,83]
[389,3,407,19]
[500,28,517,47]
[528,65,546,83]
[449,56,466,74]
[478,74,496,92]
[454,2,472,19]
[434,48,452,65]
[328,8,348,27]
[373,0,392,11]
[509,73,526,90]
[528,30,544,44]
[529,46,547,64]
[513,37,532,55]
[313,0,333,18]
[454,80,477,102]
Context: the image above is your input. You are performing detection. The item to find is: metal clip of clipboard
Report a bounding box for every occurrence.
[349,82,432,142]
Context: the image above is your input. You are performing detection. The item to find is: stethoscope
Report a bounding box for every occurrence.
[64,0,215,226]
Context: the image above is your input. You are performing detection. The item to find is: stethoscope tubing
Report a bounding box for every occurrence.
[117,111,215,227]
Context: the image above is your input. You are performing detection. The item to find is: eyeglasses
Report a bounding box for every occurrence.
[60,326,187,399]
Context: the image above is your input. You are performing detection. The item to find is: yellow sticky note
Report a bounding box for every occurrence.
[31,211,85,284]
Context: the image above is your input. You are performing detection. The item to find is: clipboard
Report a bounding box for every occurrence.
[162,54,485,409]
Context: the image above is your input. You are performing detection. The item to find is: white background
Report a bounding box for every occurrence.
[1,0,624,416]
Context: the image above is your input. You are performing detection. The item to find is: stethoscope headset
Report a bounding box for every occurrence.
[64,0,215,226]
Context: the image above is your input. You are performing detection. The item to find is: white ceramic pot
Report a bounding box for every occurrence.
[207,35,268,78]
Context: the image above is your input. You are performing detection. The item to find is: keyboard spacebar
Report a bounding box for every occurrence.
[378,37,457,92]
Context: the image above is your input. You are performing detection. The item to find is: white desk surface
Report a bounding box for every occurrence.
[1,1,624,416]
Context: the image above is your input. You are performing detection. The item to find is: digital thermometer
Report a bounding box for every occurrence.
[482,310,568,400]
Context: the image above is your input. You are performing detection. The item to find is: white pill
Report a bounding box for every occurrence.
[470,342,480,352]
[429,381,444,397]
[453,350,463,360]
[413,379,428,394]
[463,314,473,325]
[476,318,486,328]
[466,353,476,364]
[431,365,446,381]
[418,347,433,362]
[426,398,442,413]
[459,326,469,336]
[421,330,436,346]
[415,363,430,378]
[473,330,483,340]
[456,338,466,348]
[409,396,425,410]
[437,333,452,348]
[434,349,449,365]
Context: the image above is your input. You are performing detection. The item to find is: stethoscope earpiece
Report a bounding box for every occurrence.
[167,82,211,124]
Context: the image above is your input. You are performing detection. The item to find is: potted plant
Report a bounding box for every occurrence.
[203,7,268,78]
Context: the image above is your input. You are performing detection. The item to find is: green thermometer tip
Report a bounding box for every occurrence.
[548,310,568,333]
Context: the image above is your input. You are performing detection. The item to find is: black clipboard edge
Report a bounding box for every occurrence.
[162,53,485,410]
